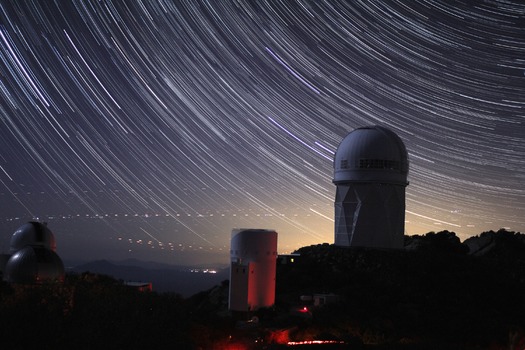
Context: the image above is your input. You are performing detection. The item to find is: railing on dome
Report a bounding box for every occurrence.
[340,158,401,170]
[358,158,401,170]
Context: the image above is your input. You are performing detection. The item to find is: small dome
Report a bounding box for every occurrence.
[9,221,56,254]
[4,246,65,284]
[333,126,409,185]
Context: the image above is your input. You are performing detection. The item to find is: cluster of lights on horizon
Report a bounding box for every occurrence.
[0,1,523,261]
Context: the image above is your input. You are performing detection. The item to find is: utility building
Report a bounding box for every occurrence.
[333,126,409,249]
[229,229,278,312]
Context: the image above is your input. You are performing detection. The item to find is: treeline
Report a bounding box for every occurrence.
[0,273,193,349]
[1,229,525,349]
[275,229,525,348]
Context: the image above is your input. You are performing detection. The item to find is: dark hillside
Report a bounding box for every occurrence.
[1,230,525,349]
[0,273,191,349]
[274,230,525,348]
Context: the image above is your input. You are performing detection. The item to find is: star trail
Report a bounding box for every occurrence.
[0,1,523,264]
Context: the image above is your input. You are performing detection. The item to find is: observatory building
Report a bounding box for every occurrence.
[229,229,278,312]
[333,126,409,249]
[0,221,65,284]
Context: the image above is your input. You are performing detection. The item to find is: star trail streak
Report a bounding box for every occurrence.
[0,1,524,264]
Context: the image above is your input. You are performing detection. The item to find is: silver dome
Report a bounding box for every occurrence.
[9,221,57,254]
[4,246,65,284]
[333,125,409,185]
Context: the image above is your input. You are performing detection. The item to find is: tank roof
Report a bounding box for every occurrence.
[232,228,276,236]
[333,125,408,185]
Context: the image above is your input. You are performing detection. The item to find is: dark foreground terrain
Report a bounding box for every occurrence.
[1,229,525,349]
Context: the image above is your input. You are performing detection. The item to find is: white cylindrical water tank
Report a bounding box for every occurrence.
[229,229,278,312]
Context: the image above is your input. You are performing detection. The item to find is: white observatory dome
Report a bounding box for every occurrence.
[9,221,57,254]
[4,246,65,284]
[333,125,408,185]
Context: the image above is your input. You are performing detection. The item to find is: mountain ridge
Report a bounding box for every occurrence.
[70,259,229,297]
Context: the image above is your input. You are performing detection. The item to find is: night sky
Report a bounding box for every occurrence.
[0,1,524,265]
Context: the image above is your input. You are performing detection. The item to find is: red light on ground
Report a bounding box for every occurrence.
[299,306,308,313]
[288,340,346,346]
